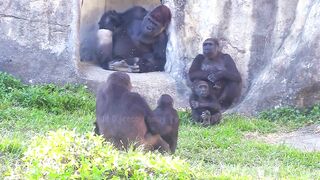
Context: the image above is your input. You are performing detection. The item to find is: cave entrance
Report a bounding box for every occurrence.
[77,0,189,108]
[79,0,160,67]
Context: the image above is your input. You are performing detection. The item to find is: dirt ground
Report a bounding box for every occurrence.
[245,124,320,152]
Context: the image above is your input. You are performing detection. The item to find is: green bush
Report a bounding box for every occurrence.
[10,130,194,179]
[0,72,25,96]
[0,72,95,113]
[259,105,320,127]
[10,84,95,113]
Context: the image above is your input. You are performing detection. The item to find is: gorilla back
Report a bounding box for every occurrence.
[95,72,170,152]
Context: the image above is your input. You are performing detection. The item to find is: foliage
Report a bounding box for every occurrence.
[259,105,320,128]
[10,130,194,179]
[0,72,25,96]
[0,72,95,114]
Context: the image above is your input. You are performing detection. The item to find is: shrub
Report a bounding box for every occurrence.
[10,84,95,113]
[259,105,320,128]
[0,72,25,97]
[0,71,95,113]
[10,130,194,179]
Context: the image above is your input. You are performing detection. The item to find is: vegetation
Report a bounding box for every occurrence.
[1,72,319,179]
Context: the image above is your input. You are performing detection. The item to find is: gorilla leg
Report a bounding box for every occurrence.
[162,132,178,153]
[94,122,100,135]
[219,82,241,109]
[96,29,113,69]
[210,112,222,125]
[191,109,202,123]
[143,133,170,153]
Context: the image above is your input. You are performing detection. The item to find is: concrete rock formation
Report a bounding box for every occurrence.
[0,0,319,114]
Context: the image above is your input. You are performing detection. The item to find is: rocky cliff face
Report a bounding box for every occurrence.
[0,0,319,114]
[163,0,320,114]
[0,0,80,84]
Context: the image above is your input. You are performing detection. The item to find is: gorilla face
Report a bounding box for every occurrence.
[203,40,218,57]
[141,14,165,36]
[194,81,210,98]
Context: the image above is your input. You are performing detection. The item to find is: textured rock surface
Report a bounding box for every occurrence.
[0,0,319,114]
[0,0,80,84]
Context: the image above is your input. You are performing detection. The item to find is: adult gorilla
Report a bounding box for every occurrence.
[95,72,170,152]
[188,38,242,110]
[97,5,171,73]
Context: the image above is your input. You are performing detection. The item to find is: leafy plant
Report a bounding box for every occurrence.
[10,130,195,179]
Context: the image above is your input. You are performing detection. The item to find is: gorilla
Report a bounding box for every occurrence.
[190,80,222,126]
[95,72,170,152]
[97,5,171,73]
[189,38,242,110]
[151,94,179,153]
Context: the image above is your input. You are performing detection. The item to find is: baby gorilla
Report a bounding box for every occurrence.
[151,94,179,153]
[190,80,222,126]
[95,72,170,152]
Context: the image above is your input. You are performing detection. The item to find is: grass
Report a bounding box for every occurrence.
[0,72,320,179]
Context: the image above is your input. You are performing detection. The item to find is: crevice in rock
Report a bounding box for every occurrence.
[245,0,278,96]
[222,38,246,54]
[0,13,69,28]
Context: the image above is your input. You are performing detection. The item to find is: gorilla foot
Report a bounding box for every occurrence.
[109,60,130,72]
[108,60,141,73]
[128,64,140,73]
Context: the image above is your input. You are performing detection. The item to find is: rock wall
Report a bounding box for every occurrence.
[0,0,80,84]
[0,0,319,114]
[163,0,320,114]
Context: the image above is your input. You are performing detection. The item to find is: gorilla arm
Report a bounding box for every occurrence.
[188,54,210,81]
[137,33,168,72]
[211,54,241,83]
[126,92,162,135]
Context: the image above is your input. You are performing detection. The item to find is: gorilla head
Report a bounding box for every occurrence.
[202,38,220,58]
[141,5,171,36]
[157,94,174,108]
[193,80,210,98]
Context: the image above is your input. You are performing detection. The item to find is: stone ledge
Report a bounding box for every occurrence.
[78,61,190,108]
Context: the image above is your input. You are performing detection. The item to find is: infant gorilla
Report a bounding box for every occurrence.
[190,80,221,126]
[151,94,179,153]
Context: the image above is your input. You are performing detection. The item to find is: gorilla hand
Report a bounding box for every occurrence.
[208,71,224,83]
[208,73,217,83]
[190,100,199,109]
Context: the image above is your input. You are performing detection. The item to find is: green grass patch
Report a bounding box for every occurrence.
[1,72,320,179]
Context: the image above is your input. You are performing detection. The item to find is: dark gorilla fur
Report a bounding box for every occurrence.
[95,72,170,152]
[189,38,242,110]
[189,80,222,125]
[97,5,171,72]
[98,6,148,31]
[151,94,179,153]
